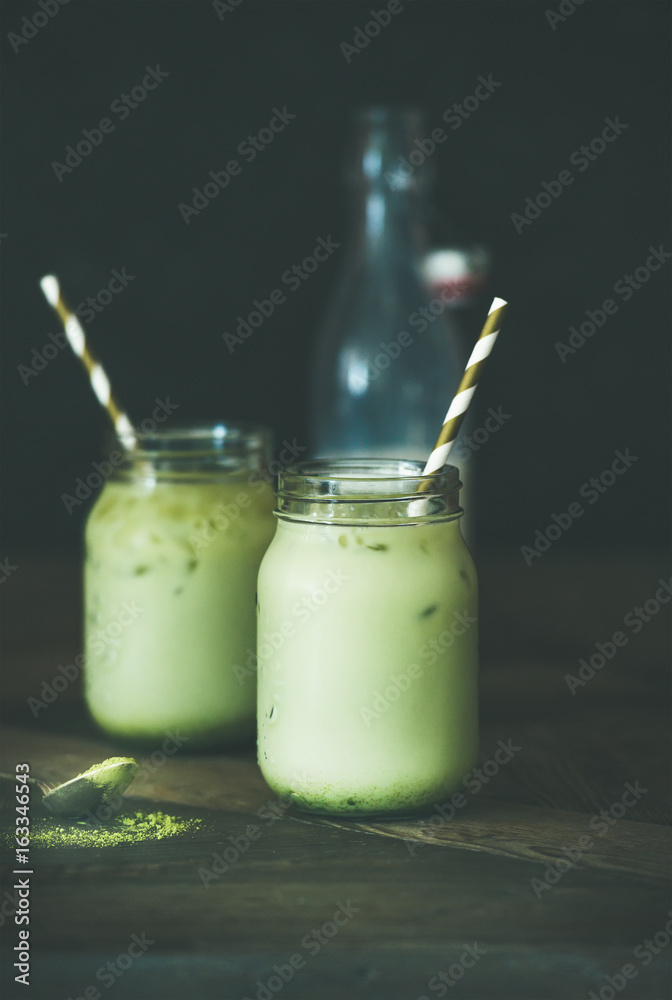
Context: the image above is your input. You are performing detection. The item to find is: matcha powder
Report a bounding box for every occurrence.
[74,757,137,786]
[4,811,203,849]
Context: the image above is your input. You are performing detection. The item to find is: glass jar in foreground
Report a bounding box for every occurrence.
[257,459,478,816]
[84,423,275,748]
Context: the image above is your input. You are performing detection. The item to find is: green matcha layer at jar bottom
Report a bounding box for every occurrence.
[279,778,467,817]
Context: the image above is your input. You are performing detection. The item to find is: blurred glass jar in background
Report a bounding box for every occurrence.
[84,423,275,748]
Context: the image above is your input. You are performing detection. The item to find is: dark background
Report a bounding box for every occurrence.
[2,0,670,555]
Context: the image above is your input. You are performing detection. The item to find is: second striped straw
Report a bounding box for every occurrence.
[418,296,509,488]
[40,275,137,450]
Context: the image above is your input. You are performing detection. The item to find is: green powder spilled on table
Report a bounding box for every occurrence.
[4,811,203,849]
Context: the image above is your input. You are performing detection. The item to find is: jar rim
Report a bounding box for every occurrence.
[108,421,272,457]
[278,458,460,501]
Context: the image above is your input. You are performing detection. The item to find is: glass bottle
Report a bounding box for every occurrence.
[257,459,478,817]
[310,106,471,462]
[84,423,275,748]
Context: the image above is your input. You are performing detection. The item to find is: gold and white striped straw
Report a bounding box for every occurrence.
[421,295,508,479]
[40,274,136,449]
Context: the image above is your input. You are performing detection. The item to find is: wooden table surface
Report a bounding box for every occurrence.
[1,552,670,1000]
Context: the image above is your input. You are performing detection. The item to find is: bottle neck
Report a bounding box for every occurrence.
[345,107,433,266]
[349,185,430,264]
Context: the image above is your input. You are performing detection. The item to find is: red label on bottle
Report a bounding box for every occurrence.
[428,273,487,306]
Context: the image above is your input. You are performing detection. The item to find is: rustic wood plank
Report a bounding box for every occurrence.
[6,944,672,1000]
[1,555,670,1000]
[2,725,669,884]
[2,803,670,999]
[5,804,670,949]
[317,796,671,881]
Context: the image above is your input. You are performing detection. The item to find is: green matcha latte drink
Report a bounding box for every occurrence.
[84,425,275,747]
[257,459,478,816]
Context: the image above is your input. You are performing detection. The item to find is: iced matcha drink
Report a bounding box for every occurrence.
[257,460,478,815]
[84,426,275,747]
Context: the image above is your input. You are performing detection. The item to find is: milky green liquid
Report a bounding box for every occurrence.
[85,476,275,747]
[257,516,478,815]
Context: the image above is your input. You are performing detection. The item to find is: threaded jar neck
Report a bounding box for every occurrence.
[276,459,462,525]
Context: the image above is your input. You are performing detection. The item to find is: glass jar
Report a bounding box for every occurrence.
[257,459,478,816]
[84,423,276,748]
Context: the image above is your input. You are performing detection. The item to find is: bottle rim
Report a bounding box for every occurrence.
[350,105,426,127]
[346,105,433,192]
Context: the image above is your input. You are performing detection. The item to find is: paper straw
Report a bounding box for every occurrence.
[40,274,137,449]
[421,296,508,479]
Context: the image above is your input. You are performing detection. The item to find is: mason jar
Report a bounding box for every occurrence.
[84,423,276,747]
[257,459,478,816]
